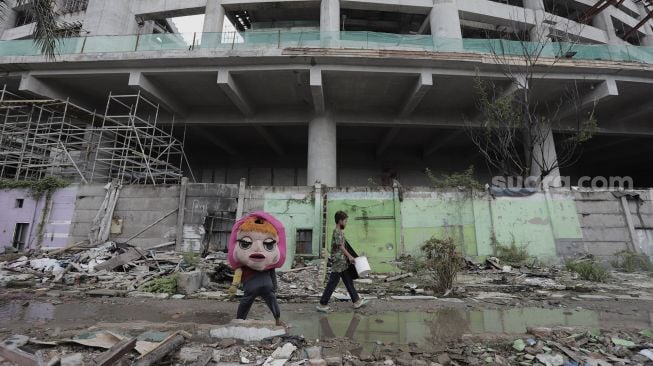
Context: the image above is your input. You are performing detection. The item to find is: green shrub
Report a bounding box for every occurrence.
[0,176,68,197]
[566,260,610,282]
[612,251,653,273]
[425,166,483,191]
[421,237,465,293]
[141,275,177,293]
[182,251,199,267]
[495,237,530,263]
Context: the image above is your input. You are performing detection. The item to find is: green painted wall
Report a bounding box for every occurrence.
[326,191,398,273]
[263,191,316,270]
[401,192,478,257]
[260,187,583,272]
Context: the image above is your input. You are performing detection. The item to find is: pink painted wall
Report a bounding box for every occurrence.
[0,185,78,250]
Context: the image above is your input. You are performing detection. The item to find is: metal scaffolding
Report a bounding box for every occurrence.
[0,86,94,182]
[0,86,194,185]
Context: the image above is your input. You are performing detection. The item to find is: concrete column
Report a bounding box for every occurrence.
[84,0,137,36]
[531,127,561,188]
[430,0,462,40]
[307,116,337,187]
[637,3,653,46]
[523,0,549,42]
[201,0,226,48]
[592,11,623,45]
[203,0,225,34]
[320,0,340,47]
[0,8,18,38]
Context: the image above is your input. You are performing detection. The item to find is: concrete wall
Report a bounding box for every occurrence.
[328,187,584,272]
[326,188,400,273]
[181,183,239,252]
[242,185,320,270]
[3,182,652,271]
[0,185,78,250]
[69,184,180,249]
[575,189,653,260]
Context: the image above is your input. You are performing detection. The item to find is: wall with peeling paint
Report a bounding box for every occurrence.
[326,187,584,271]
[326,188,399,273]
[244,186,319,270]
[182,183,238,252]
[4,183,651,269]
[70,184,180,249]
[0,185,78,250]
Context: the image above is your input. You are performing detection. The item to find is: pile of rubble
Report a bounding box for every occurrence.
[3,320,653,365]
[0,242,233,298]
[0,242,329,301]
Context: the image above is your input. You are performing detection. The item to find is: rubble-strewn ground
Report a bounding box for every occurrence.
[1,245,653,365]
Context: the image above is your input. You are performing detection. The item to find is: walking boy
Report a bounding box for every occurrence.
[316,210,368,312]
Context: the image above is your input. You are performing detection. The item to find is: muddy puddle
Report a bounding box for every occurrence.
[268,307,653,347]
[1,300,651,348]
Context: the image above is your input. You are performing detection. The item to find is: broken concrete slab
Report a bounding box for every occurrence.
[176,271,209,295]
[195,291,226,299]
[210,320,286,342]
[61,352,84,366]
[263,343,297,366]
[86,289,126,297]
[127,291,170,299]
[390,296,437,300]
[94,247,143,271]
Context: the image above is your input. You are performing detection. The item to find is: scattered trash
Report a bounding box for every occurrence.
[512,339,526,351]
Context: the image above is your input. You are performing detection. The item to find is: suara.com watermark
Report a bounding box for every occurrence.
[491,175,634,189]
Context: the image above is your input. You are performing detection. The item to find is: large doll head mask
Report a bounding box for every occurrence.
[228,212,286,271]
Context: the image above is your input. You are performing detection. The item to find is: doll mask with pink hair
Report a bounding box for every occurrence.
[228,212,287,271]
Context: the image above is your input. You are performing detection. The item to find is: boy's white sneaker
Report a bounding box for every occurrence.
[353,298,369,309]
[316,304,331,313]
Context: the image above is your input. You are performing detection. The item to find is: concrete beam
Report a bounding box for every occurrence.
[131,0,206,19]
[557,78,619,120]
[217,70,255,117]
[18,74,65,100]
[254,126,285,156]
[376,127,402,157]
[194,126,237,155]
[618,102,653,124]
[501,74,528,99]
[128,72,187,117]
[310,68,325,114]
[399,71,432,117]
[423,130,464,157]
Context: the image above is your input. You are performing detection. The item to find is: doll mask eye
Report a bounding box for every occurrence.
[263,239,277,251]
[238,238,252,250]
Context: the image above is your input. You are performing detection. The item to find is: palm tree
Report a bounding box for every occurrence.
[0,0,59,60]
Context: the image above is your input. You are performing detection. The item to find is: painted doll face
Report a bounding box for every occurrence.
[234,219,281,271]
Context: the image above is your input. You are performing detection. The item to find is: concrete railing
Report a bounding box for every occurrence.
[1,31,652,65]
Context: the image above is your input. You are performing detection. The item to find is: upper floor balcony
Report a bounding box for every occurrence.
[0,31,652,65]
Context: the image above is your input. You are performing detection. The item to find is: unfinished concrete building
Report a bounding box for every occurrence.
[0,0,651,186]
[1,0,653,266]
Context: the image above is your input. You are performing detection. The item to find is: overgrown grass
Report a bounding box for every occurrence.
[182,251,199,267]
[566,260,610,282]
[425,166,484,191]
[494,237,530,264]
[421,237,465,293]
[141,274,177,293]
[612,251,653,273]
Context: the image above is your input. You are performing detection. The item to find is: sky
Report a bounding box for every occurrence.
[172,15,236,44]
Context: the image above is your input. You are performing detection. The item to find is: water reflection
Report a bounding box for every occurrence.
[266,308,653,347]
